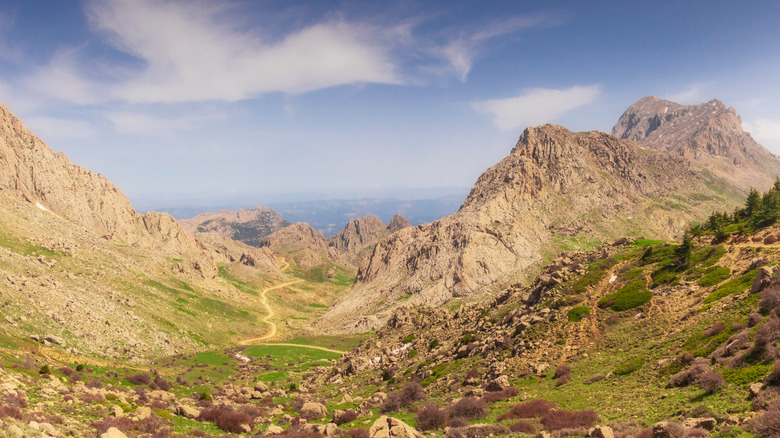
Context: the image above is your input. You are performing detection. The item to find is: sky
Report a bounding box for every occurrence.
[2,0,780,209]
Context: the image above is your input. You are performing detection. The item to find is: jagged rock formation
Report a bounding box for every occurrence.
[612,96,780,193]
[0,102,215,279]
[319,124,743,332]
[329,215,411,265]
[260,223,331,254]
[178,207,291,247]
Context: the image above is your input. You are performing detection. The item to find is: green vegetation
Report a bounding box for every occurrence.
[704,268,760,304]
[698,266,732,287]
[613,356,645,375]
[402,334,416,343]
[598,279,652,311]
[567,306,591,322]
[721,364,772,385]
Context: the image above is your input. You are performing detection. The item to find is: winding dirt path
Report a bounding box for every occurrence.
[239,278,303,345]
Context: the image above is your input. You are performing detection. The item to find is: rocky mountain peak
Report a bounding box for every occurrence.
[330,216,386,254]
[178,206,290,247]
[612,96,780,192]
[259,222,330,254]
[386,214,411,233]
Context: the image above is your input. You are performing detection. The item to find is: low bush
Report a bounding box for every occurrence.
[415,403,448,431]
[613,356,645,375]
[334,409,358,425]
[764,360,780,386]
[703,323,727,338]
[449,396,487,419]
[554,365,571,386]
[481,387,518,403]
[697,265,731,287]
[154,376,172,391]
[126,373,152,386]
[697,369,725,394]
[199,407,252,433]
[668,360,709,388]
[540,409,599,431]
[0,405,23,420]
[750,398,780,438]
[584,373,605,384]
[497,399,556,421]
[91,417,136,434]
[508,420,536,434]
[704,268,760,303]
[379,392,401,413]
[399,381,425,406]
[446,416,468,428]
[567,306,590,322]
[599,280,652,311]
[346,428,369,438]
[759,285,780,315]
[401,334,415,343]
[722,364,772,385]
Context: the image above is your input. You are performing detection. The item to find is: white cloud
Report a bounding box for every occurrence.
[86,0,401,103]
[25,49,102,105]
[105,111,224,135]
[24,117,96,142]
[472,85,601,131]
[744,118,780,144]
[664,82,714,104]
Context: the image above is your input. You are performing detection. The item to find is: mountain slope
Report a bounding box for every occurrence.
[329,215,411,265]
[318,124,742,331]
[178,206,291,247]
[612,96,780,193]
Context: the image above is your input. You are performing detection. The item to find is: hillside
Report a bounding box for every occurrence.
[318,124,743,332]
[178,207,291,247]
[613,96,780,194]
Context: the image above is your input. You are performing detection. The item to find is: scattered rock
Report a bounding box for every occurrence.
[101,427,128,438]
[254,381,269,392]
[484,375,510,392]
[175,405,201,419]
[682,418,716,431]
[588,425,615,438]
[266,425,284,435]
[135,406,151,420]
[301,402,328,419]
[369,416,424,438]
[111,405,124,418]
[749,383,764,398]
[44,335,64,346]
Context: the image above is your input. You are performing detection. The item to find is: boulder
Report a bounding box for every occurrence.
[254,381,269,392]
[135,406,152,420]
[101,428,128,438]
[44,335,64,346]
[266,425,284,435]
[750,383,764,398]
[485,375,510,392]
[175,405,201,419]
[750,266,778,294]
[111,405,124,418]
[369,416,424,438]
[682,418,717,431]
[301,402,329,419]
[588,425,615,438]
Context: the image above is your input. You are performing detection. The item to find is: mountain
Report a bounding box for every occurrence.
[268,196,463,236]
[318,123,748,332]
[178,206,291,247]
[612,96,780,193]
[329,214,411,265]
[0,101,287,359]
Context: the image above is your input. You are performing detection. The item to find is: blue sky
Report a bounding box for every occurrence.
[1,0,780,208]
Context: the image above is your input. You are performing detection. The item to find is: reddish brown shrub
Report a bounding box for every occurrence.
[449,396,487,419]
[2,392,27,408]
[154,376,173,391]
[634,428,653,438]
[606,315,620,325]
[496,399,556,421]
[463,368,480,384]
[27,410,63,424]
[540,409,599,431]
[346,428,369,438]
[481,387,519,402]
[136,414,173,437]
[85,379,102,388]
[380,392,402,413]
[748,312,764,327]
[703,323,727,338]
[752,398,780,437]
[765,360,780,386]
[668,361,709,388]
[698,369,725,394]
[508,420,535,434]
[399,381,425,406]
[188,430,210,438]
[334,409,358,425]
[760,285,780,315]
[584,373,605,384]
[59,367,74,376]
[0,405,23,420]
[686,428,709,437]
[80,393,106,403]
[279,427,325,438]
[91,417,136,434]
[126,372,152,385]
[415,403,448,431]
[446,417,468,428]
[199,407,251,433]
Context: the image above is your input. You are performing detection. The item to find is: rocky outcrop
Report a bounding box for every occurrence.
[612,96,780,193]
[0,102,216,278]
[260,223,330,254]
[329,215,410,265]
[387,214,411,234]
[319,124,741,331]
[369,416,424,438]
[178,206,291,247]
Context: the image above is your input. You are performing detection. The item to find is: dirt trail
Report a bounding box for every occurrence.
[238,278,303,345]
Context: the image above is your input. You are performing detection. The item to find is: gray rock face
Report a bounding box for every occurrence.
[178,206,291,247]
[612,96,780,194]
[319,124,738,332]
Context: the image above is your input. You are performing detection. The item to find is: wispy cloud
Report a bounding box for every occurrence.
[472,85,601,131]
[664,82,714,104]
[432,15,563,82]
[743,118,780,144]
[105,110,225,135]
[86,0,401,103]
[24,49,103,105]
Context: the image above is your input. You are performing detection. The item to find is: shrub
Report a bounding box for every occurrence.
[126,373,152,385]
[80,393,106,403]
[749,312,764,327]
[508,420,536,434]
[599,280,652,311]
[759,284,780,315]
[703,323,727,338]
[765,360,780,386]
[668,361,709,387]
[0,405,23,420]
[496,399,556,421]
[698,369,725,394]
[554,365,571,379]
[751,398,780,438]
[347,428,369,438]
[722,364,772,385]
[199,407,252,433]
[380,392,402,413]
[705,268,760,303]
[429,339,440,349]
[697,266,731,287]
[3,392,28,408]
[567,306,590,322]
[449,396,487,420]
[38,365,51,375]
[415,403,448,431]
[605,314,620,325]
[584,373,605,384]
[540,409,599,431]
[91,417,136,434]
[85,379,102,389]
[613,357,644,375]
[154,376,172,391]
[334,409,358,425]
[75,364,85,372]
[399,381,425,406]
[402,334,415,343]
[482,387,518,403]
[59,366,74,376]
